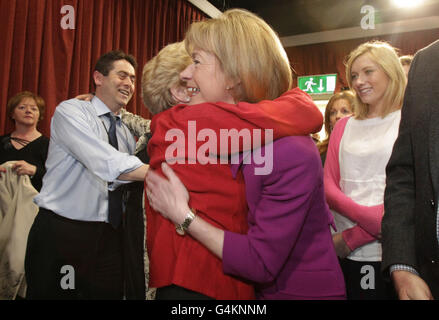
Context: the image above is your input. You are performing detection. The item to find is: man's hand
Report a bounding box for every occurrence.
[392,270,433,300]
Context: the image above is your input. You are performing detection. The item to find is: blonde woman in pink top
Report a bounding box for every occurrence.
[324,41,406,300]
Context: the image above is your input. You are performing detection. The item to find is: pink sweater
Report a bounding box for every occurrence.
[323,116,384,251]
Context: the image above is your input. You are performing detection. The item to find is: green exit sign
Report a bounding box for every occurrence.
[298,74,337,94]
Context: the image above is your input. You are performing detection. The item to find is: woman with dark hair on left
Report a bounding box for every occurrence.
[0,91,49,191]
[0,91,48,299]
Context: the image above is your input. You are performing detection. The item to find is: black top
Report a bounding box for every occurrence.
[320,151,327,167]
[0,134,49,191]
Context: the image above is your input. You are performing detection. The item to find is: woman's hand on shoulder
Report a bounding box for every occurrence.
[75,93,94,101]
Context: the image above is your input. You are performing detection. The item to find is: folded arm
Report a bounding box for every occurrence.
[171,88,323,155]
[324,117,383,239]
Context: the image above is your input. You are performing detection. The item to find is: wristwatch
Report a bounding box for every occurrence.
[175,208,196,236]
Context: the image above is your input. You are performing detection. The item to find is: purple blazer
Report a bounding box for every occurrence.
[223,136,346,300]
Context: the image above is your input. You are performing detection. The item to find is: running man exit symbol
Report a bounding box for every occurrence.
[298,74,337,94]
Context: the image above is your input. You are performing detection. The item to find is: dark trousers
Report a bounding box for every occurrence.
[124,144,149,299]
[25,208,123,299]
[156,285,213,300]
[339,258,396,300]
[123,180,146,300]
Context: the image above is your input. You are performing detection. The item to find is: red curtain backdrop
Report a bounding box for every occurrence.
[0,0,205,136]
[286,28,439,92]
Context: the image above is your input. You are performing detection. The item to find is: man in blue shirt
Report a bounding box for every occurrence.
[25,50,149,299]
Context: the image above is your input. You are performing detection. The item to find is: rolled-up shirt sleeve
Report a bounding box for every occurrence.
[51,100,143,183]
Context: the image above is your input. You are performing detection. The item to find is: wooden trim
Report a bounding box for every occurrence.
[188,0,222,18]
[281,16,439,47]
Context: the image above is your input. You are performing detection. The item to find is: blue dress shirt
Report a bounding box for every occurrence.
[34,97,143,222]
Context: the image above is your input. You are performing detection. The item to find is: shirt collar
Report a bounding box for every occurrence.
[91,96,122,119]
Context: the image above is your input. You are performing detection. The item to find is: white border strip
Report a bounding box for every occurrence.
[188,0,222,18]
[281,16,439,47]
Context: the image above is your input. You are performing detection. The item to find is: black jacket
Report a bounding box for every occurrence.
[382,40,439,298]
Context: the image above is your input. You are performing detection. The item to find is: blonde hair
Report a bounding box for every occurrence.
[141,42,192,115]
[317,90,355,155]
[184,8,292,103]
[399,55,413,66]
[345,41,406,119]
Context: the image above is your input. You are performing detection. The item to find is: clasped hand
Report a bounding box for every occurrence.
[3,161,37,177]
